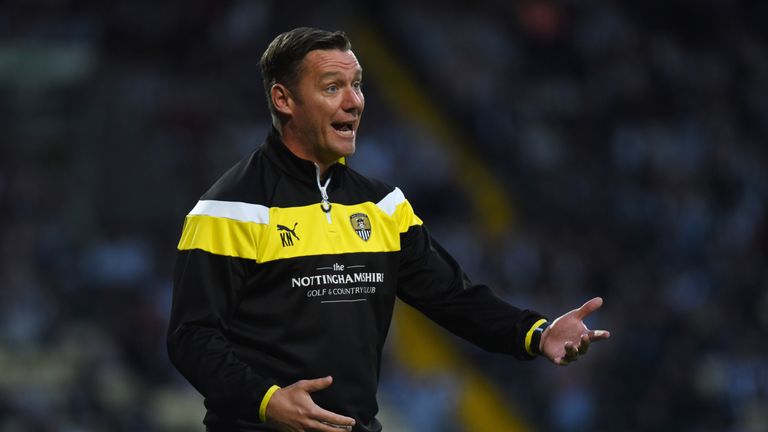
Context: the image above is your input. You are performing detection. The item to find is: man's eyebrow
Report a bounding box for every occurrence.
[318,69,363,80]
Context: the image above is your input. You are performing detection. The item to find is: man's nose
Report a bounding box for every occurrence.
[341,87,364,114]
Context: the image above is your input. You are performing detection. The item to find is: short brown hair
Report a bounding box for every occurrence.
[260,27,351,128]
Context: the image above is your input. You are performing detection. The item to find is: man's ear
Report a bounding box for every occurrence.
[271,83,294,117]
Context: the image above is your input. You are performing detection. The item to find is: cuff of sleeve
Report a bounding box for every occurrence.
[525,318,549,356]
[259,384,281,423]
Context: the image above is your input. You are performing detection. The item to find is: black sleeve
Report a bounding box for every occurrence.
[396,224,545,360]
[167,248,276,420]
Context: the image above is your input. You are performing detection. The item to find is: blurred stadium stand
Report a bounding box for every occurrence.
[2,0,767,431]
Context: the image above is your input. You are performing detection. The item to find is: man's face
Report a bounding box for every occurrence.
[288,49,364,164]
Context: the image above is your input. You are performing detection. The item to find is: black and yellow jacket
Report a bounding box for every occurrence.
[167,129,546,432]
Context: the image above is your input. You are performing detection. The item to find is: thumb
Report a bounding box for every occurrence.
[575,297,603,319]
[301,376,334,393]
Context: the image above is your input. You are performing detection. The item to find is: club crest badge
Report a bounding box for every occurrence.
[350,213,372,241]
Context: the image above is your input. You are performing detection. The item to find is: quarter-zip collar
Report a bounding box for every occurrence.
[262,127,345,187]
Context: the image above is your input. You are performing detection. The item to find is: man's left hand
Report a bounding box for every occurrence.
[540,297,610,366]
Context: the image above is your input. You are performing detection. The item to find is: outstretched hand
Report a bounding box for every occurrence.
[265,376,356,432]
[540,297,610,366]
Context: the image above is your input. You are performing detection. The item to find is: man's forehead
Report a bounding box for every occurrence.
[304,49,362,74]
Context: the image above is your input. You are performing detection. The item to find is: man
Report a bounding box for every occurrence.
[167,27,610,432]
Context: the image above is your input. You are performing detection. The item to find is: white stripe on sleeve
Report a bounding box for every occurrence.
[189,200,270,224]
[376,188,407,216]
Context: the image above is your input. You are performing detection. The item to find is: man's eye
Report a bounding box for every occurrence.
[326,85,338,93]
[353,81,363,91]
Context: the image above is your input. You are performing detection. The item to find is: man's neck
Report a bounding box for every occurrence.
[279,129,334,178]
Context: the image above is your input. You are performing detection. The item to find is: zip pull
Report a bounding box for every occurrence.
[315,164,333,224]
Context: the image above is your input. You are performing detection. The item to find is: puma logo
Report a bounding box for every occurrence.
[277,223,299,247]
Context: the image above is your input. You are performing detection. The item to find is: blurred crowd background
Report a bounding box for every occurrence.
[2,0,767,431]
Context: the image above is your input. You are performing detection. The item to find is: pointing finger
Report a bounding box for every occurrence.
[575,297,604,319]
[300,376,334,393]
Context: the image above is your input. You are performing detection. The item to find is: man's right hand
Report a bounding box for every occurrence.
[265,376,356,432]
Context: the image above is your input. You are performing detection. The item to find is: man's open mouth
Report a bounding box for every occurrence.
[332,122,355,136]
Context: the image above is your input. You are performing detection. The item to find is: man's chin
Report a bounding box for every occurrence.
[334,143,356,159]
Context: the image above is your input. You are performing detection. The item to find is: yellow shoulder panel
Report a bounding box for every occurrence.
[177,214,260,260]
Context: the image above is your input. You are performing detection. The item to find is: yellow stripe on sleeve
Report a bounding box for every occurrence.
[392,200,423,233]
[177,215,261,260]
[375,187,423,233]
